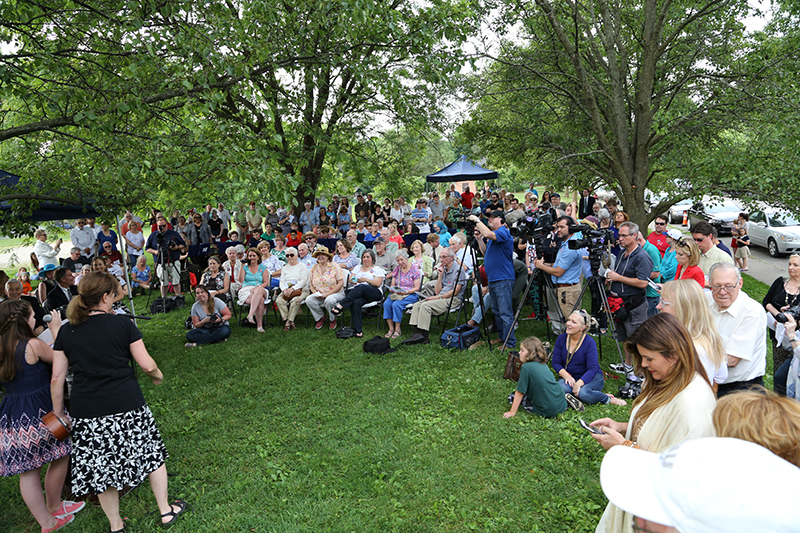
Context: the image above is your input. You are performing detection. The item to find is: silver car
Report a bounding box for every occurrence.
[748,210,800,257]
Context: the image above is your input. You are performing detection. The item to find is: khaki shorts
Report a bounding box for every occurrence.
[156,263,181,286]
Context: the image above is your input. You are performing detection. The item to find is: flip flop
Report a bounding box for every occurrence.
[331,304,343,316]
[160,499,189,527]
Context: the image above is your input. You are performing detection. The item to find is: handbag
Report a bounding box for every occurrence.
[41,411,70,441]
[503,351,522,381]
[440,324,480,349]
[281,288,302,301]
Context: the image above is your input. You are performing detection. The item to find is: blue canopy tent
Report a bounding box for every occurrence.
[0,169,104,220]
[425,155,498,183]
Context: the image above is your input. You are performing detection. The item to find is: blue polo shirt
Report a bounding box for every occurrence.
[552,234,583,284]
[484,225,515,282]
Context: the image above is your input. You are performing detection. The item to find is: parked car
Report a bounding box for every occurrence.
[687,197,743,236]
[748,209,800,257]
[667,199,695,223]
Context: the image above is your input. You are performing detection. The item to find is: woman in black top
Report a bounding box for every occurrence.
[52,273,188,531]
[763,253,800,394]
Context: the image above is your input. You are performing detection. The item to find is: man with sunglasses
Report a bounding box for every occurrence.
[145,216,186,298]
[691,221,734,284]
[606,221,653,372]
[646,215,669,256]
[706,262,766,397]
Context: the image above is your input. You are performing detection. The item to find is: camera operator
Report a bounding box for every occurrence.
[606,221,653,372]
[534,216,584,335]
[468,210,517,349]
[145,215,186,298]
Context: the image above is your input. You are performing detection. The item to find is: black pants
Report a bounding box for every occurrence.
[339,284,382,333]
[717,375,764,398]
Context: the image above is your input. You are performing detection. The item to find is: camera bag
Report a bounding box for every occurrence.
[440,324,480,349]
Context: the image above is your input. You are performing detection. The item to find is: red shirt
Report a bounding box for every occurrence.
[460,191,474,209]
[647,231,669,256]
[675,264,705,288]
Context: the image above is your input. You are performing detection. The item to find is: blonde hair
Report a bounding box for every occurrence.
[674,238,701,266]
[714,388,800,468]
[519,336,549,364]
[660,279,726,376]
[67,272,121,325]
[626,314,710,426]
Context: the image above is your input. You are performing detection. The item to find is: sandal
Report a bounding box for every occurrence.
[384,331,394,338]
[331,303,343,316]
[354,332,363,338]
[391,331,402,338]
[184,342,197,348]
[160,499,188,527]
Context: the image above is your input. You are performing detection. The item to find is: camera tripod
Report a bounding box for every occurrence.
[439,237,492,347]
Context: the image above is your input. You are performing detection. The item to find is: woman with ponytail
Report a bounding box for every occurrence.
[52,272,188,531]
[0,300,80,532]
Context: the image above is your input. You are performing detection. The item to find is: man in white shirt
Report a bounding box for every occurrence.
[217,203,232,229]
[706,262,767,397]
[70,218,96,260]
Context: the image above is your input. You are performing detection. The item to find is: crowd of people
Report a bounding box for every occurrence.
[4,184,800,531]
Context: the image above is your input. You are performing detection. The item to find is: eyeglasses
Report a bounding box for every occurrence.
[657,297,673,307]
[618,233,632,238]
[305,237,315,240]
[286,253,296,257]
[675,239,689,247]
[157,225,167,230]
[710,284,738,293]
[654,222,666,225]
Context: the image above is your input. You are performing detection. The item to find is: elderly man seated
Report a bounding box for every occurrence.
[5,279,47,334]
[401,248,466,345]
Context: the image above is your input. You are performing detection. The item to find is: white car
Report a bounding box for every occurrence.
[748,210,800,257]
[667,199,694,223]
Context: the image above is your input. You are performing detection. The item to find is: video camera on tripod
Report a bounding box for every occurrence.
[508,209,555,258]
[567,224,615,277]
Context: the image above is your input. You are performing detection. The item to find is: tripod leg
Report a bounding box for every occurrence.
[498,270,539,360]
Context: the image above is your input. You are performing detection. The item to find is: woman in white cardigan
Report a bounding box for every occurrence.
[590,313,716,533]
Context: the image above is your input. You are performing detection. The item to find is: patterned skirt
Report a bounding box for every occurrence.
[70,404,168,496]
[0,406,72,477]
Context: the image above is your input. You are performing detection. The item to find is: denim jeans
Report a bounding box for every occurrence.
[489,279,516,347]
[558,371,607,404]
[185,325,231,345]
[383,293,419,322]
[469,284,491,324]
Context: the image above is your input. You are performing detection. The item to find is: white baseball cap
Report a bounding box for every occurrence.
[601,437,800,532]
[666,228,682,240]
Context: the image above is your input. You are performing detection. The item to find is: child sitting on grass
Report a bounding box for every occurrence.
[504,336,582,418]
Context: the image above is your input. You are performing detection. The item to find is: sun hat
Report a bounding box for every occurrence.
[312,246,334,259]
[40,263,58,273]
[601,437,800,532]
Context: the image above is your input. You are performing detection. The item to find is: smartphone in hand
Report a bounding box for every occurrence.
[579,419,605,435]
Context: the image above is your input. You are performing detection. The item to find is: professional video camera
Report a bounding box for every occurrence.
[775,306,800,324]
[567,224,615,277]
[508,210,554,242]
[450,208,477,233]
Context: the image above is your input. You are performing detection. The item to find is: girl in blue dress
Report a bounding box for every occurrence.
[0,300,84,532]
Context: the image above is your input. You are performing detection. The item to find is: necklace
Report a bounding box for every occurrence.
[565,333,585,368]
[785,280,800,308]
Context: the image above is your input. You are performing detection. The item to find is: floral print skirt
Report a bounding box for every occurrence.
[70,404,168,496]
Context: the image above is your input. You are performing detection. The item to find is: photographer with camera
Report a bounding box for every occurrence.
[606,222,653,373]
[468,210,516,349]
[145,216,186,298]
[534,216,584,334]
[185,284,232,347]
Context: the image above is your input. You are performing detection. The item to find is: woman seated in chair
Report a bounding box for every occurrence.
[409,240,433,283]
[237,247,270,333]
[36,264,58,304]
[306,246,345,330]
[185,284,232,347]
[383,249,422,339]
[223,246,243,298]
[276,247,310,331]
[333,239,360,271]
[271,233,288,263]
[331,249,386,338]
[257,240,284,290]
[200,255,230,302]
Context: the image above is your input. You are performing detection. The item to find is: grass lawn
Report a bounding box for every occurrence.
[0,273,774,532]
